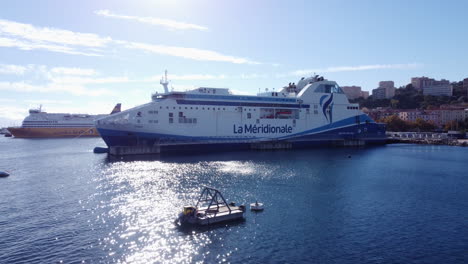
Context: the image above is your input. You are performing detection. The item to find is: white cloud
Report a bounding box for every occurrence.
[0,98,17,102]
[24,99,72,105]
[49,75,130,85]
[37,102,119,115]
[125,42,260,64]
[0,81,113,96]
[240,73,268,79]
[0,19,111,47]
[95,10,208,31]
[291,63,422,76]
[0,105,27,122]
[0,62,270,99]
[0,18,261,64]
[0,37,102,56]
[0,64,28,75]
[50,67,98,76]
[169,74,228,80]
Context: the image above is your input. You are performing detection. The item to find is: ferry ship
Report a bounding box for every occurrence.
[8,104,121,138]
[95,73,386,153]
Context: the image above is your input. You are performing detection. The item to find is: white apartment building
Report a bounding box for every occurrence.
[372,81,396,99]
[411,76,453,96]
[399,108,466,127]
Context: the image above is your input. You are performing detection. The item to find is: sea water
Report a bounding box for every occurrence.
[0,137,467,263]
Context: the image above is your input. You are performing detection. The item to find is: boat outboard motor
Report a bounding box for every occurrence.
[239,205,246,212]
[178,206,196,224]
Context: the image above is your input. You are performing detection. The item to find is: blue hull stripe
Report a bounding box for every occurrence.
[97,115,386,148]
[184,93,297,103]
[176,99,310,109]
[279,114,375,139]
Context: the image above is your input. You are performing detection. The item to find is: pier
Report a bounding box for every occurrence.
[386,132,468,146]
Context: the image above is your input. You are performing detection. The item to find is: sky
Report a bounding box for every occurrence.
[1,0,468,126]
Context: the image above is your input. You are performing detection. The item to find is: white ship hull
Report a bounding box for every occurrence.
[96,76,386,153]
[8,104,120,138]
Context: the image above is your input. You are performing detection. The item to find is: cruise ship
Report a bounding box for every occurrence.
[8,104,121,138]
[95,73,386,153]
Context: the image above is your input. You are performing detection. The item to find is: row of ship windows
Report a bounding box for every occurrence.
[146,108,322,122]
[186,94,296,102]
[141,109,326,126]
[146,117,304,125]
[150,106,334,112]
[156,106,232,111]
[22,125,92,127]
[172,118,197,124]
[148,111,321,123]
[151,105,357,112]
[140,118,198,124]
[152,106,312,114]
[24,121,59,123]
[22,124,92,126]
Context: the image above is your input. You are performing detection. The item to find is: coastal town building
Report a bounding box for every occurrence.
[372,87,386,99]
[379,81,394,90]
[398,108,466,127]
[423,81,452,96]
[371,81,396,99]
[361,91,369,99]
[411,76,453,96]
[366,108,400,121]
[342,86,369,100]
[398,110,438,124]
[411,77,430,90]
[436,109,466,127]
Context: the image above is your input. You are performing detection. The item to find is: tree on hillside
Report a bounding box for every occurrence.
[381,115,412,132]
[349,81,467,110]
[444,118,468,132]
[413,118,436,132]
[444,120,459,131]
[393,84,423,109]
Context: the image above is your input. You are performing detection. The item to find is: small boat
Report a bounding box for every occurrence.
[177,186,245,226]
[0,171,9,177]
[250,201,264,211]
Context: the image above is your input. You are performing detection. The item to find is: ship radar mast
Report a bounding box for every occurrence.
[160,70,169,93]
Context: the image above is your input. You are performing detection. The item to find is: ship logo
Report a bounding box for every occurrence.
[319,93,334,124]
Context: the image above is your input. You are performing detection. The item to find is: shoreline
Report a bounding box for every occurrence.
[387,138,468,147]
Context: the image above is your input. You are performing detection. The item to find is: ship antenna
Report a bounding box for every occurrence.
[160,70,169,93]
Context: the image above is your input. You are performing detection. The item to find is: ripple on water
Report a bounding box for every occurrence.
[1,140,467,263]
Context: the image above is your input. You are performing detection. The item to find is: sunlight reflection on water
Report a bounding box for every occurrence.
[2,139,467,263]
[87,159,278,263]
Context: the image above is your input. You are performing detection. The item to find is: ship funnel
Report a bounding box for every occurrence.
[110,103,122,114]
[160,70,169,93]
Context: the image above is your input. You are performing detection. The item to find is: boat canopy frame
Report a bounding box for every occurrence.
[195,186,232,214]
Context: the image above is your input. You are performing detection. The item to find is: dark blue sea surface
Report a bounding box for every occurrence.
[0,137,467,263]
